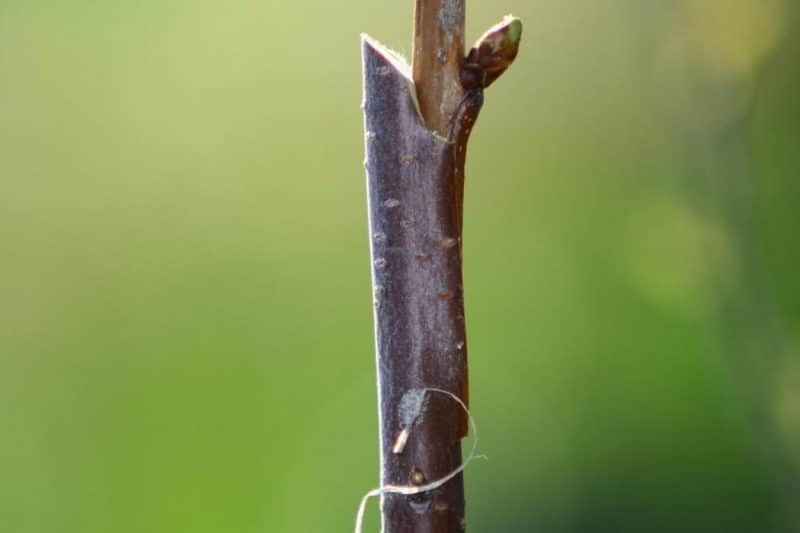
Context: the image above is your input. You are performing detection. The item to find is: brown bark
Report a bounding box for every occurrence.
[412,0,466,136]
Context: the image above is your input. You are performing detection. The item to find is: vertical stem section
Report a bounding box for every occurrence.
[362,10,520,532]
[413,0,466,136]
[362,37,468,532]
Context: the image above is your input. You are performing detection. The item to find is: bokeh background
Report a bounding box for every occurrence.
[2,1,799,531]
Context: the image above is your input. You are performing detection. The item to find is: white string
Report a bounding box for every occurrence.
[354,388,483,533]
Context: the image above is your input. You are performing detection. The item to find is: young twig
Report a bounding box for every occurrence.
[412,0,466,136]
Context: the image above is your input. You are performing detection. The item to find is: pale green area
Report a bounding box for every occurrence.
[1,1,799,532]
[506,17,522,44]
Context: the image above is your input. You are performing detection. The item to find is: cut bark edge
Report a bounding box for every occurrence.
[361,34,450,142]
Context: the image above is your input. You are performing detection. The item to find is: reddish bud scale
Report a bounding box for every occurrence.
[461,16,522,90]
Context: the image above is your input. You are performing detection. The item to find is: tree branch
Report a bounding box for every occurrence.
[360,6,521,532]
[362,37,469,531]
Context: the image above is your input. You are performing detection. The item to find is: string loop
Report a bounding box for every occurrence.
[354,387,483,533]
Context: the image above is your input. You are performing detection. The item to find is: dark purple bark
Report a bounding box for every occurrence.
[362,36,469,532]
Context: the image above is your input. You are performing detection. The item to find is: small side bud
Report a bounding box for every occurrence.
[463,15,522,89]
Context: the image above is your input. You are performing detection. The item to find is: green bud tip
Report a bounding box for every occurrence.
[504,16,522,44]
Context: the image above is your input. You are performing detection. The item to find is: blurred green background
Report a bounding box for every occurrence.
[2,1,799,531]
